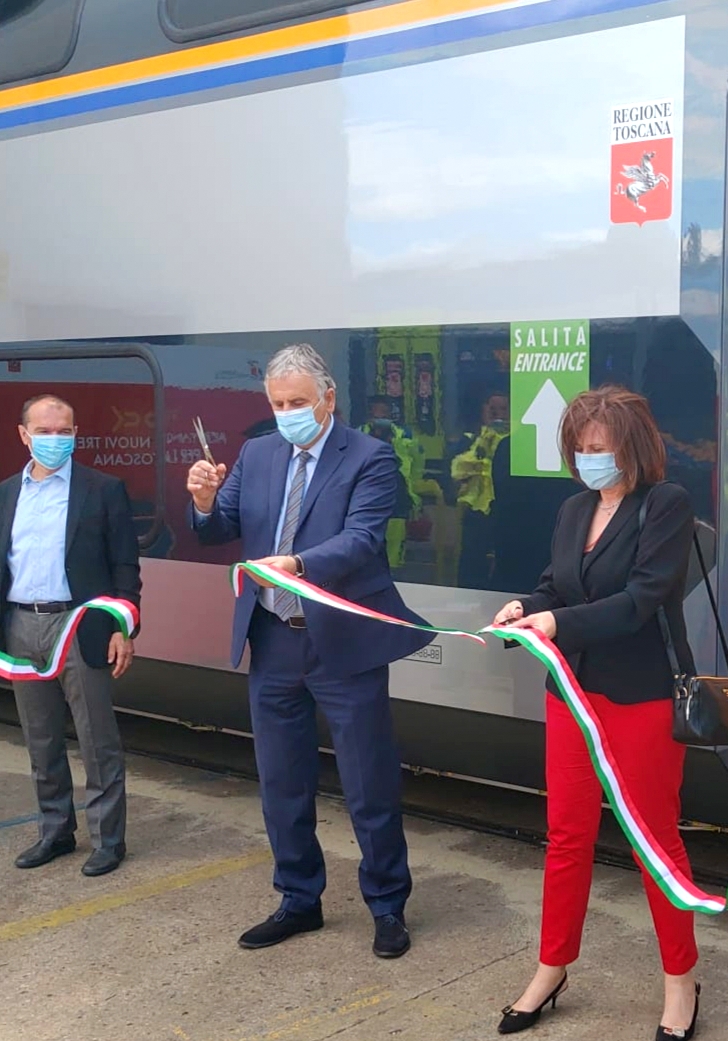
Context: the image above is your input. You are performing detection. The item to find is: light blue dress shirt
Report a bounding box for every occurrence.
[195,418,334,614]
[8,457,73,604]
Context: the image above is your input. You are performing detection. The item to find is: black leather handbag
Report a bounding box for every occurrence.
[642,500,728,746]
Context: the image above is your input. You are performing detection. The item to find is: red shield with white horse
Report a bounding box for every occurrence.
[611,139,673,226]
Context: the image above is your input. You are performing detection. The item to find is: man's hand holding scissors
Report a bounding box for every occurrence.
[187,460,227,513]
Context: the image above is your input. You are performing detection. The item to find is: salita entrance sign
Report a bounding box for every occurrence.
[510,320,590,478]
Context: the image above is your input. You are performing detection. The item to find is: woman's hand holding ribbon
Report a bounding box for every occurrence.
[509,610,557,640]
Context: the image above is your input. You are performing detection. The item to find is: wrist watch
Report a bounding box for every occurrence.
[293,555,305,577]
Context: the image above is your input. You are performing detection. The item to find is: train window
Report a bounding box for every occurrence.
[160,0,371,43]
[0,0,84,86]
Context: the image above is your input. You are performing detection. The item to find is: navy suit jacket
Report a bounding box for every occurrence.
[193,420,434,676]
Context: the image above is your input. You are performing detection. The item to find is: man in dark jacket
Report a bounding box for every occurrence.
[0,394,141,876]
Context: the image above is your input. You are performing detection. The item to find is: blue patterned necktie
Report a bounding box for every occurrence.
[274,450,311,621]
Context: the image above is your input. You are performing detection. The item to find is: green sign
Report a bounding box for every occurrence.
[510,319,590,477]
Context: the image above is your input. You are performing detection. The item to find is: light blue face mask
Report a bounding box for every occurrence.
[274,401,324,446]
[574,451,623,491]
[29,433,75,471]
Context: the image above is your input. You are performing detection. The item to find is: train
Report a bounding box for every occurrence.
[2,0,728,823]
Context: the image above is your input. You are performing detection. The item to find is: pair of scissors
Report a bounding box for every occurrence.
[192,416,217,467]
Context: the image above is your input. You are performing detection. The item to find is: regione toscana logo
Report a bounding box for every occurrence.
[611,98,674,226]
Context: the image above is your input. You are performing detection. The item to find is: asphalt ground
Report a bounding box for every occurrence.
[2,722,728,1041]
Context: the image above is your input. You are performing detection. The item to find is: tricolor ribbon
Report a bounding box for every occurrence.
[0,597,139,683]
[232,561,726,915]
[231,561,488,645]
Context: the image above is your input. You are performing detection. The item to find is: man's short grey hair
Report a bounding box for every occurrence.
[265,343,336,398]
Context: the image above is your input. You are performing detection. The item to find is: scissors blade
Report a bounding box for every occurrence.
[193,416,216,466]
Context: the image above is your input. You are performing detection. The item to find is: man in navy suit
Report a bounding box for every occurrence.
[187,344,433,958]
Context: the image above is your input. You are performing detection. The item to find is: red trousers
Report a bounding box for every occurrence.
[541,692,698,975]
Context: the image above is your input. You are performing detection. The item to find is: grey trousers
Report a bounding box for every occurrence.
[6,608,126,849]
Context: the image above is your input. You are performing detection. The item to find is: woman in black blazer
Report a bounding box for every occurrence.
[493,387,699,1040]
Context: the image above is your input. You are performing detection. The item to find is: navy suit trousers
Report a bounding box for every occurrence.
[247,606,411,917]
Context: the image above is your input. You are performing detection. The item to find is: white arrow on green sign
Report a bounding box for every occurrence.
[510,319,590,478]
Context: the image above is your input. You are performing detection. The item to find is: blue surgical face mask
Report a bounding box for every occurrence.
[274,401,324,446]
[575,451,623,491]
[28,433,75,470]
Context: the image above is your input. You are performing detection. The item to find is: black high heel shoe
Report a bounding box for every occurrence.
[497,973,568,1035]
[655,983,700,1041]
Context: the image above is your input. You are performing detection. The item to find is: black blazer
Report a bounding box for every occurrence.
[521,482,695,704]
[0,462,142,669]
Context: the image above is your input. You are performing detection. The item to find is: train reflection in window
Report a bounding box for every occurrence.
[0,318,715,597]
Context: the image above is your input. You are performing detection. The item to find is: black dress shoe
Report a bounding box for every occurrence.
[82,843,126,877]
[238,906,324,949]
[373,913,410,958]
[15,835,76,869]
[656,983,701,1041]
[498,973,568,1034]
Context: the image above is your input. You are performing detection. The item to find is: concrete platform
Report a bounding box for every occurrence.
[1,722,727,1041]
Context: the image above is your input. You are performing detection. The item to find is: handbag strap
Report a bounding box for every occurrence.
[638,492,728,671]
[655,606,685,681]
